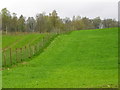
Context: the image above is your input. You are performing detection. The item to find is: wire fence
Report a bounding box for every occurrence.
[2,33,58,67]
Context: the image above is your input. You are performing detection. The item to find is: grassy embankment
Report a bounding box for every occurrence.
[2,28,118,88]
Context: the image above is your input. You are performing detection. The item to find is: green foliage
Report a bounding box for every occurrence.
[92,17,101,29]
[26,17,36,32]
[0,8,118,33]
[10,13,18,32]
[102,19,118,28]
[1,8,11,31]
[2,28,118,88]
[18,15,25,32]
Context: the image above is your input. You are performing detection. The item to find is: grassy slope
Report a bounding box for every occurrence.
[2,28,118,88]
[2,35,22,48]
[2,33,45,66]
[2,34,45,49]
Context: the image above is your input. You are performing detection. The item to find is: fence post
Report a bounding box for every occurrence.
[29,45,31,58]
[32,46,34,56]
[26,46,29,58]
[33,46,35,55]
[16,48,18,63]
[20,48,22,61]
[3,50,6,66]
[25,46,27,59]
[10,48,12,65]
[38,43,40,52]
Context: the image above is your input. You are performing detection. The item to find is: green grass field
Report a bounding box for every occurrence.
[2,33,46,67]
[2,33,57,67]
[2,28,118,88]
[2,33,45,49]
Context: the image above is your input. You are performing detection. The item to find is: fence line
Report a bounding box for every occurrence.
[2,34,57,67]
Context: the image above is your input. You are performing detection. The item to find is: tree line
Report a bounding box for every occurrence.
[0,8,118,33]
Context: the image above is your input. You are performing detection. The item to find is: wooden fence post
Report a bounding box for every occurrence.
[25,46,27,58]
[3,50,6,66]
[26,46,29,58]
[33,46,35,55]
[16,48,18,63]
[20,48,22,61]
[29,45,31,58]
[38,43,40,52]
[10,48,12,65]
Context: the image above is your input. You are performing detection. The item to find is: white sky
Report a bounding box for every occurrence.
[0,0,119,20]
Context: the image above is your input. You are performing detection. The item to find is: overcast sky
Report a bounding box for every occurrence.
[0,0,119,20]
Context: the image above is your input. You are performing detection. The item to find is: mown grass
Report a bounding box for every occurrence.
[2,28,118,88]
